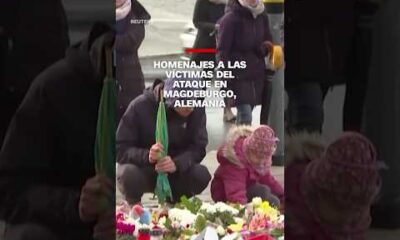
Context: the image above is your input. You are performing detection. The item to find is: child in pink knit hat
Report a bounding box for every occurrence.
[211,125,283,206]
[285,132,381,240]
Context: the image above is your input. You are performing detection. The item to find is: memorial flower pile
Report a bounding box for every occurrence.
[116,197,284,240]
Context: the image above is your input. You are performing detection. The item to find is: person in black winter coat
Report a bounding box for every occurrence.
[0,0,69,147]
[342,0,380,132]
[192,0,226,64]
[285,0,356,134]
[116,0,151,122]
[192,0,237,122]
[217,0,273,125]
[116,78,211,204]
[0,24,115,240]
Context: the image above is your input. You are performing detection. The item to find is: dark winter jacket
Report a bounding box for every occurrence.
[0,25,114,239]
[191,0,225,63]
[116,0,150,121]
[285,0,356,87]
[217,1,272,106]
[0,0,69,96]
[117,80,208,173]
[0,0,69,147]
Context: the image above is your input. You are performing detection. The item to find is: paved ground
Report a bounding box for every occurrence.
[139,0,195,57]
[115,106,284,207]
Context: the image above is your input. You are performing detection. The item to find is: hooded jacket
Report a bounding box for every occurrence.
[216,0,272,106]
[116,80,208,173]
[285,133,374,240]
[0,24,114,239]
[285,133,328,239]
[211,126,283,204]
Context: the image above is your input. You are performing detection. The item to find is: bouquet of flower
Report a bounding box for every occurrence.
[116,197,284,240]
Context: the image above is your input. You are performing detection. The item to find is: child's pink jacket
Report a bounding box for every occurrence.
[210,133,283,205]
[284,133,368,240]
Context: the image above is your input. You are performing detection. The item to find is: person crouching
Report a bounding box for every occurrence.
[211,125,284,207]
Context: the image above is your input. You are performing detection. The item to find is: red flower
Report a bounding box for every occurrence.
[116,212,125,222]
[116,221,135,235]
[247,233,275,240]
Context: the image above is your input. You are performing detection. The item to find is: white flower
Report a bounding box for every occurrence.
[172,221,181,229]
[214,202,239,215]
[124,217,136,225]
[217,225,226,236]
[168,208,197,227]
[159,216,167,226]
[251,197,263,206]
[278,215,285,222]
[200,202,239,216]
[200,203,217,214]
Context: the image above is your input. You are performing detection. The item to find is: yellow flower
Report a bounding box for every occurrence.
[228,221,244,233]
[260,201,270,210]
[152,211,158,222]
[257,201,279,221]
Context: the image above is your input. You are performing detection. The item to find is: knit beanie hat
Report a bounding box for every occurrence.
[301,132,381,234]
[163,78,199,107]
[243,125,279,164]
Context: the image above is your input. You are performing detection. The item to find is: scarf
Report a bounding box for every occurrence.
[238,0,265,18]
[116,0,132,21]
[209,0,228,5]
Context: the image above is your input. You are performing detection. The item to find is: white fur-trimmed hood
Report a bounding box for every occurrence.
[285,132,327,166]
[219,126,254,167]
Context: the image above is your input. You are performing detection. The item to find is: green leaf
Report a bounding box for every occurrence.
[165,217,173,230]
[270,228,284,237]
[163,235,176,240]
[182,229,195,236]
[177,196,203,214]
[116,234,136,240]
[194,214,207,232]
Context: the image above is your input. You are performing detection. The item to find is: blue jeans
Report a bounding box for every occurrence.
[236,104,253,125]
